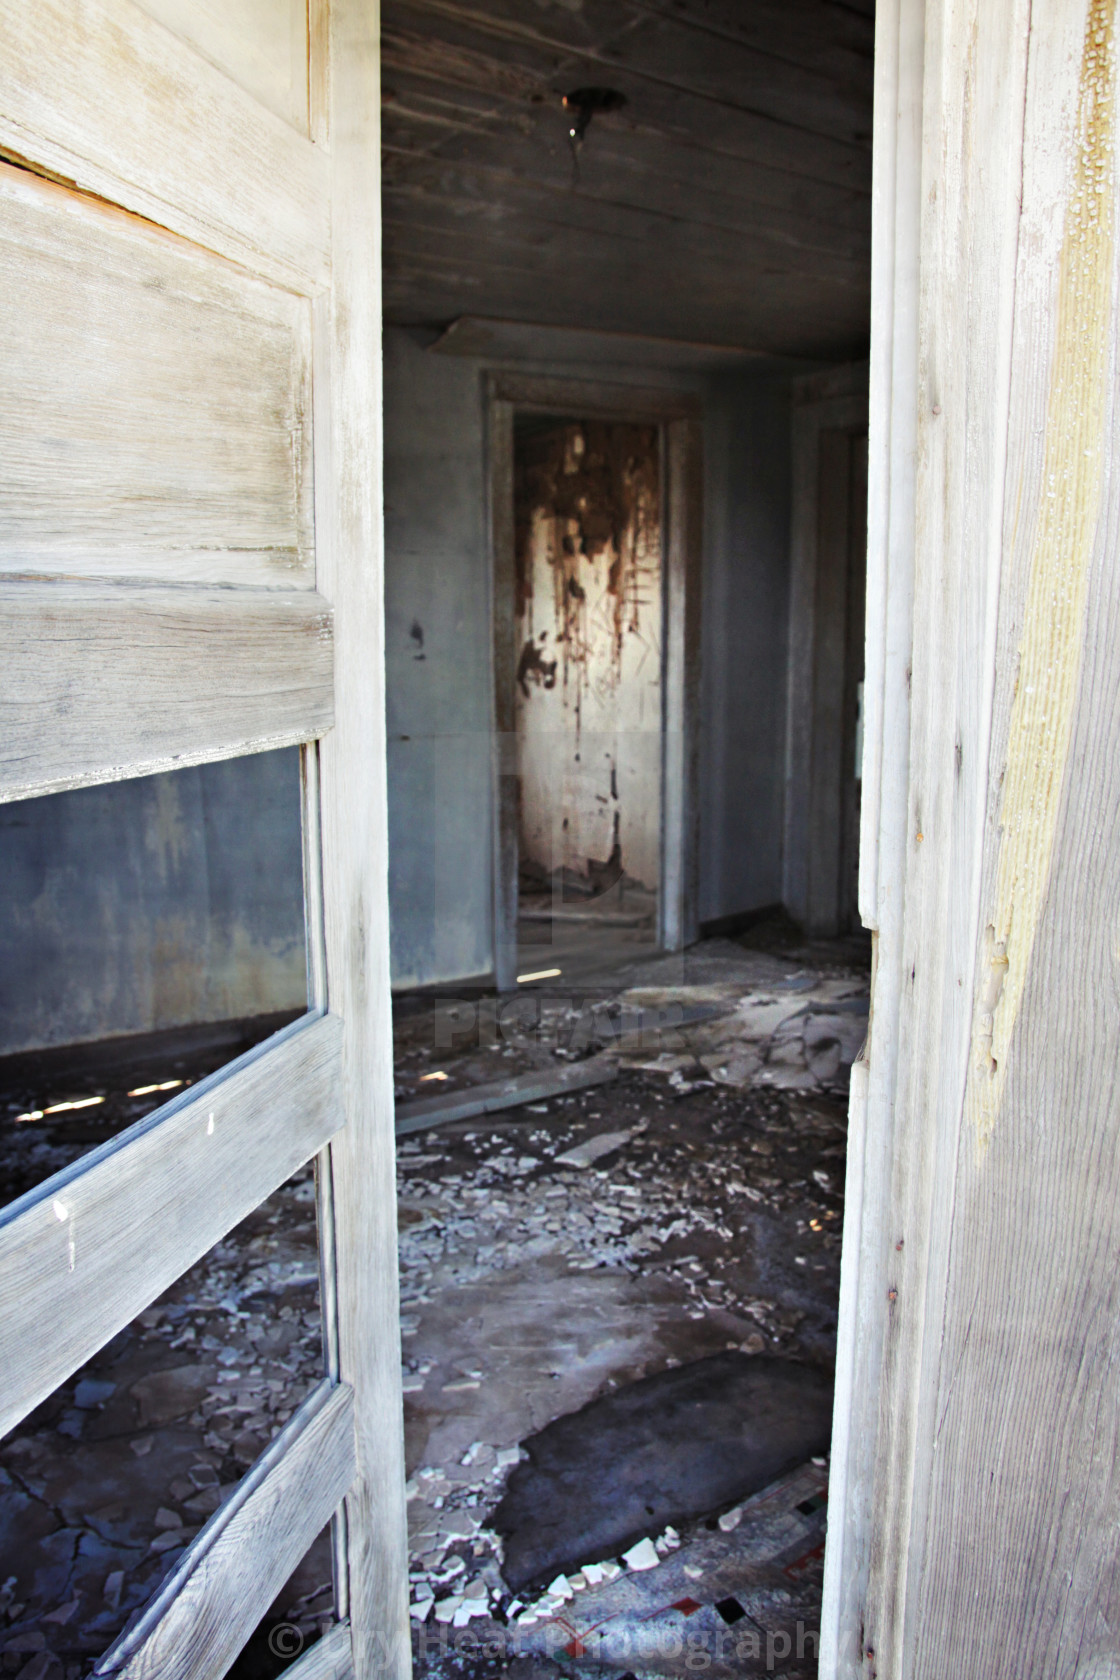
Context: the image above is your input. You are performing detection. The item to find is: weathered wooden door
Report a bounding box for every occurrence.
[0,5,407,1678]
[824,0,1120,1675]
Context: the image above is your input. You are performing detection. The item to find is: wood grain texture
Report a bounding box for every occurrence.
[0,1013,343,1441]
[379,0,871,355]
[97,1382,356,1680]
[395,1054,617,1135]
[284,1622,355,1680]
[895,3,1120,1675]
[824,2,1120,1677]
[312,4,413,1677]
[0,0,328,291]
[0,582,334,803]
[818,0,928,1670]
[134,0,311,134]
[0,163,314,590]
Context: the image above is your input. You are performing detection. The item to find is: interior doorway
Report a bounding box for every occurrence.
[513,415,663,985]
[488,375,704,994]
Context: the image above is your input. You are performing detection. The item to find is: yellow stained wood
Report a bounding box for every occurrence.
[968,0,1117,1153]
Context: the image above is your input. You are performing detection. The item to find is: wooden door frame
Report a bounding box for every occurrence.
[784,364,870,939]
[485,373,703,991]
[822,0,1116,1669]
[0,6,405,1678]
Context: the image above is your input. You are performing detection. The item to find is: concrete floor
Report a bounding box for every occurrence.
[0,924,868,1680]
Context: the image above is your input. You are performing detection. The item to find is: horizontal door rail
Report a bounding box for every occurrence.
[0,582,334,803]
[0,1010,343,1439]
[97,1380,356,1680]
[0,0,329,293]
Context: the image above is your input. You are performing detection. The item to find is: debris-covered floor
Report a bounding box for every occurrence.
[0,923,868,1680]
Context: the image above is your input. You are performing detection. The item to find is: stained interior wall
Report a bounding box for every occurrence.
[383,327,797,989]
[0,338,800,1049]
[0,749,306,1057]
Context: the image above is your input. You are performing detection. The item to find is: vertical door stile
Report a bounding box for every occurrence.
[312,4,411,1678]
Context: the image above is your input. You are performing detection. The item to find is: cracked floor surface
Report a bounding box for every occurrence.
[0,922,868,1680]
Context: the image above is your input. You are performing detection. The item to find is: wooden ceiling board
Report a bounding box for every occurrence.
[380,0,873,357]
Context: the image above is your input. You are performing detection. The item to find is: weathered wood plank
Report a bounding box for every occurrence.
[623,0,875,82]
[313,3,413,1677]
[0,0,329,291]
[382,0,873,149]
[0,162,314,591]
[0,1012,343,1440]
[284,1622,355,1680]
[97,1381,356,1680]
[0,583,334,803]
[395,1055,617,1136]
[824,1,1120,1677]
[134,0,312,135]
[383,220,866,357]
[381,157,868,268]
[381,133,871,254]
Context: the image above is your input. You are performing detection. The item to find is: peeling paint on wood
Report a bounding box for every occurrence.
[514,420,662,893]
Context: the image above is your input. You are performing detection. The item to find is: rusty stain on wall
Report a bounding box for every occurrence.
[514,420,662,893]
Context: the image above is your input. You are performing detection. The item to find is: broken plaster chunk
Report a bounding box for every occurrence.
[554,1128,637,1169]
[717,1506,743,1533]
[546,1574,574,1601]
[622,1537,660,1572]
[410,1596,435,1622]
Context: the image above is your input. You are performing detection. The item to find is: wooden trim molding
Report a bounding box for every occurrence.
[485,371,703,982]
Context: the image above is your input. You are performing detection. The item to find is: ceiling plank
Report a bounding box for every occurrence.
[383,0,872,143]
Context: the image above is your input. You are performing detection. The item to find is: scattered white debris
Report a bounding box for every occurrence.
[555,1128,637,1168]
[622,1536,660,1571]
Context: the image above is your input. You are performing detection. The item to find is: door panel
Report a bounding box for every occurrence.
[3,583,334,801]
[134,0,312,134]
[0,0,329,288]
[0,3,404,1678]
[0,163,314,587]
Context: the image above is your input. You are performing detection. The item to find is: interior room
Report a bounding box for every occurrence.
[0,3,874,1677]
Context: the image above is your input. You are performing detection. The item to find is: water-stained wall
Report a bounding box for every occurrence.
[514,419,663,895]
[382,328,796,990]
[0,750,306,1056]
